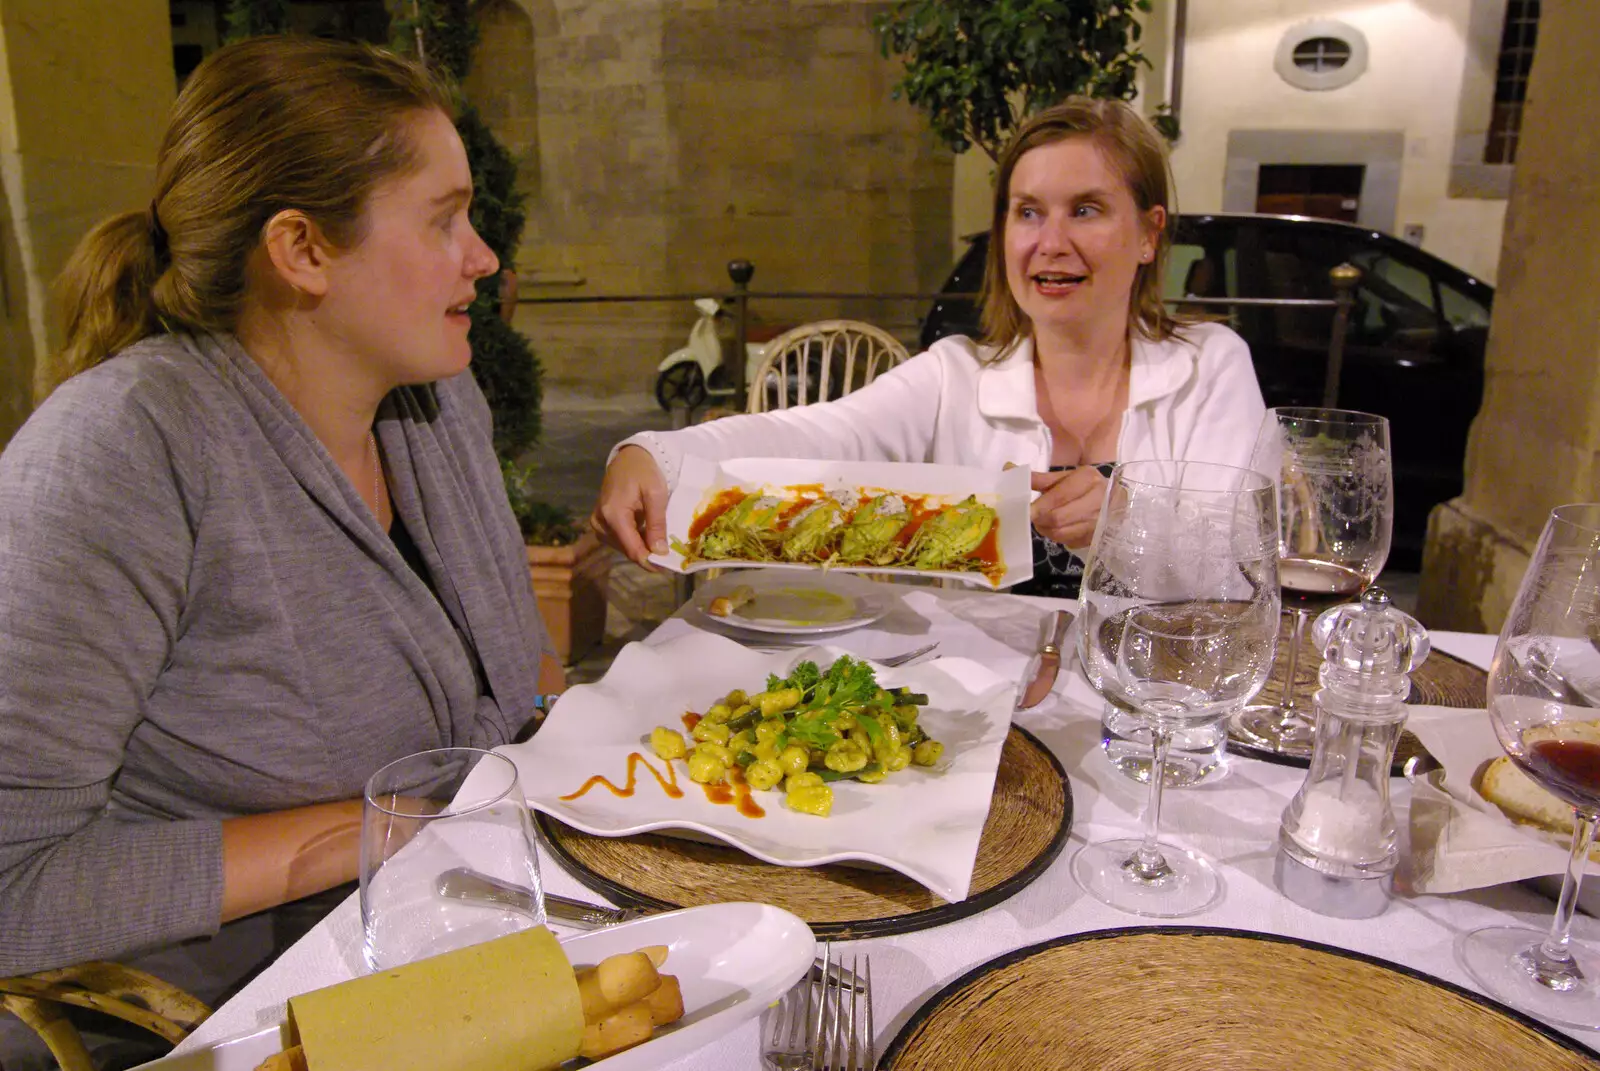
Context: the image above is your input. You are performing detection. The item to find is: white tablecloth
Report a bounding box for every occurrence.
[177,584,1600,1062]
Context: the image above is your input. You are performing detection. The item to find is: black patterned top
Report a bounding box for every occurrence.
[1010,463,1116,600]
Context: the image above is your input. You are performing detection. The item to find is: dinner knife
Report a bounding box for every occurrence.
[438,866,643,928]
[1016,609,1073,710]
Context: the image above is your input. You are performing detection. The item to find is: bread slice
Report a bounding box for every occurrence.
[707,585,755,618]
[1478,754,1600,860]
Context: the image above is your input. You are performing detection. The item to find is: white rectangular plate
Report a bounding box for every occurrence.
[133,903,814,1071]
[649,456,1034,589]
[506,631,1017,902]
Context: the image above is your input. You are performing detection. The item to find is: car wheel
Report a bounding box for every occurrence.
[655,364,707,410]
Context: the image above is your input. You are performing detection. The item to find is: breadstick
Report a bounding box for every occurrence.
[252,1045,309,1071]
[595,951,659,1008]
[643,975,684,1026]
[579,1001,654,1060]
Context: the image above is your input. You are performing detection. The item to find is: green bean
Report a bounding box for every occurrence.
[817,762,883,783]
[726,707,762,734]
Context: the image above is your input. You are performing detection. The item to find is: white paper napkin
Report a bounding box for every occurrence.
[1405,704,1600,893]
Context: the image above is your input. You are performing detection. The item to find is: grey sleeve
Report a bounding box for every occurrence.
[0,377,223,974]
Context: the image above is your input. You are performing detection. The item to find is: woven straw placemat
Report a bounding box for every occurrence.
[881,927,1600,1070]
[1227,611,1487,771]
[536,726,1070,939]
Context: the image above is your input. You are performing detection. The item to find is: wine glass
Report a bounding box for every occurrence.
[1230,408,1393,760]
[1458,503,1600,1028]
[1073,460,1280,916]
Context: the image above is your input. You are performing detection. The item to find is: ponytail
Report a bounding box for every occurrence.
[46,209,170,401]
[42,36,454,402]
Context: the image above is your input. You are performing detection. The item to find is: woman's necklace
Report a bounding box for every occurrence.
[368,431,389,530]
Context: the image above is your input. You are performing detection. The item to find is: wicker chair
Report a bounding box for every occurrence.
[0,962,210,1070]
[745,320,910,413]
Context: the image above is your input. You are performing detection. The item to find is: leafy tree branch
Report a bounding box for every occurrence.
[875,0,1156,160]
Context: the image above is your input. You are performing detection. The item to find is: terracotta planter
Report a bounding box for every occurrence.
[527,530,611,664]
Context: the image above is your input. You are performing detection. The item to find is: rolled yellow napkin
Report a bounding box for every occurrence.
[285,926,583,1071]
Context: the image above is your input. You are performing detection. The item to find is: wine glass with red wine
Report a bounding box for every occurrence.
[1458,503,1600,1028]
[1230,408,1392,760]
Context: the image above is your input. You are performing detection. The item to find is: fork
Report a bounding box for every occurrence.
[809,943,874,1071]
[761,966,817,1070]
[745,642,938,668]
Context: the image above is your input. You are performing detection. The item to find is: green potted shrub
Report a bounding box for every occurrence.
[503,460,610,664]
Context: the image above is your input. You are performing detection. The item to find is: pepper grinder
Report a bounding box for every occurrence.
[1275,587,1430,918]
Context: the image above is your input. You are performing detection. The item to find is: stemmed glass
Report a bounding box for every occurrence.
[1073,460,1280,916]
[1458,503,1600,1028]
[1230,408,1393,760]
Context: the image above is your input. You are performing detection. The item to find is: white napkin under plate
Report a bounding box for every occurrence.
[1405,704,1600,894]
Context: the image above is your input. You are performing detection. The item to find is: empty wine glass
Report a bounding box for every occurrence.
[1073,460,1280,916]
[1231,408,1392,761]
[361,748,544,971]
[1458,503,1600,1028]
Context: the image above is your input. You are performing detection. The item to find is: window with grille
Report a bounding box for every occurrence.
[1274,20,1367,92]
[1487,0,1539,164]
[1291,38,1352,73]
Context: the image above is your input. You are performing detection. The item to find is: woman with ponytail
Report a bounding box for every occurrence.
[0,35,561,1024]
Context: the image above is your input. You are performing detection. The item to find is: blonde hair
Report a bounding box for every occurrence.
[979,97,1187,359]
[47,36,454,398]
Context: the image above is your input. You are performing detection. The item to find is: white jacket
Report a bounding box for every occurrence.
[621,322,1265,489]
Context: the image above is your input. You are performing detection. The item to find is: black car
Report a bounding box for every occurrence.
[919,213,1495,569]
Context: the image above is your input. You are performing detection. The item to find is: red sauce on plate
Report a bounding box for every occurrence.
[688,488,748,541]
[702,763,765,819]
[560,752,683,802]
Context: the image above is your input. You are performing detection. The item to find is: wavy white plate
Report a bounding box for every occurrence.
[506,631,1017,902]
[131,903,815,1071]
[692,567,894,636]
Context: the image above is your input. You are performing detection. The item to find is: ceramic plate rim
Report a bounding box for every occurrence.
[692,568,895,635]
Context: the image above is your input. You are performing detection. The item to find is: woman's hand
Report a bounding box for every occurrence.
[1030,467,1109,553]
[590,445,669,568]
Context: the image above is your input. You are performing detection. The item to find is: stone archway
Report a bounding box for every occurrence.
[463,0,541,202]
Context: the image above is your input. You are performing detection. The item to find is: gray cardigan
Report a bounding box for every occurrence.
[0,332,549,973]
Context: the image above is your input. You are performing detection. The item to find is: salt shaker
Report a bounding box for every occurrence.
[1275,587,1430,917]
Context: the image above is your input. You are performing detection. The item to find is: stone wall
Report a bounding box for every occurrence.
[481,0,952,394]
[0,0,171,442]
[1418,0,1600,631]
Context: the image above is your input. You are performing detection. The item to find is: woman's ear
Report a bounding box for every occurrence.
[1141,205,1168,262]
[261,209,336,297]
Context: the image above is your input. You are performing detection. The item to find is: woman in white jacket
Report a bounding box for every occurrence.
[592,98,1265,597]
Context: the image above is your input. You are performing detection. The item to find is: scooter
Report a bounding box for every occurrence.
[654,298,768,411]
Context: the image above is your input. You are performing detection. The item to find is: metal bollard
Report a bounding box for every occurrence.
[1322,263,1361,408]
[727,259,753,399]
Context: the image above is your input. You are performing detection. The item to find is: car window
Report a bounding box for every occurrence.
[1251,230,1347,351]
[1166,244,1208,300]
[1361,255,1434,307]
[1346,253,1438,352]
[1440,280,1491,330]
[1166,240,1239,329]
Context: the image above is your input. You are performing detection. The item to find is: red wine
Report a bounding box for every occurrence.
[1279,558,1367,614]
[1521,738,1600,812]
